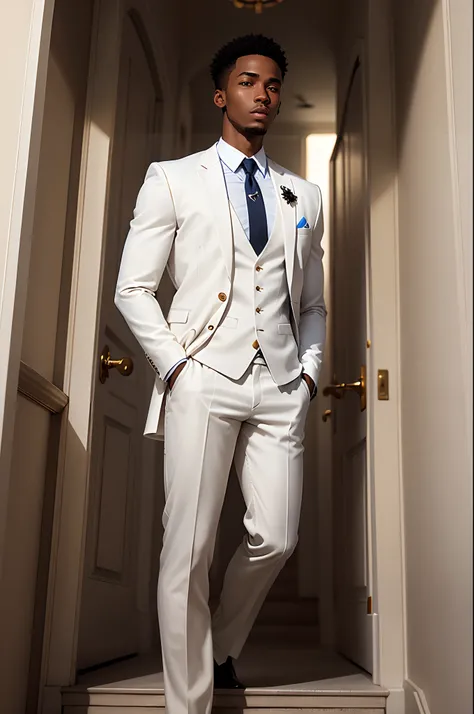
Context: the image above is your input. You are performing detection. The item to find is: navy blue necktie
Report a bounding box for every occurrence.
[242,158,268,255]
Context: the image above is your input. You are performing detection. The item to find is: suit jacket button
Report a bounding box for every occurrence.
[218,292,227,302]
[252,340,259,349]
[208,325,214,330]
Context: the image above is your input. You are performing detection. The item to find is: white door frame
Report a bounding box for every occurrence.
[39,0,124,705]
[344,1,405,707]
[327,1,405,709]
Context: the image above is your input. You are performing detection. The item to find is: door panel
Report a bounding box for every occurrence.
[330,60,372,673]
[77,12,162,669]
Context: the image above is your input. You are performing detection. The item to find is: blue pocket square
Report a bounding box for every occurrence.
[297,216,310,229]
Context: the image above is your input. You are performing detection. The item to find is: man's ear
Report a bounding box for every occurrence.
[214,89,226,110]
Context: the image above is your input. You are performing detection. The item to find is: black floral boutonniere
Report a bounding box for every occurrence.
[280,185,298,206]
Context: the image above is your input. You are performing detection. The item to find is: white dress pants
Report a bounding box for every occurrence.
[158,357,311,714]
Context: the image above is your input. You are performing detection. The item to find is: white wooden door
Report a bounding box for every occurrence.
[327,59,373,673]
[77,12,162,670]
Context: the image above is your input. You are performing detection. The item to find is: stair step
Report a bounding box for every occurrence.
[255,598,319,626]
[62,688,388,712]
[247,623,320,646]
[64,650,388,712]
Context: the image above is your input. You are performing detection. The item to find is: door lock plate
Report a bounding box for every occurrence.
[377,369,389,400]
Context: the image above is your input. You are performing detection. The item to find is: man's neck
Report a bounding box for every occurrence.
[221,124,264,157]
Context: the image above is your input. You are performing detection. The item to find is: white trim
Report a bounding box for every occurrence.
[440,0,472,451]
[365,0,405,690]
[404,679,432,714]
[386,687,405,714]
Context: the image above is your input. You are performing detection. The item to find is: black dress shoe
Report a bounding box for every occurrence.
[213,656,245,689]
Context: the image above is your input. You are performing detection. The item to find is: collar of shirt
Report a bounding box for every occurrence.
[216,137,268,178]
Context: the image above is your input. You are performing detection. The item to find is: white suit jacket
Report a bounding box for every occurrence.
[115,143,326,439]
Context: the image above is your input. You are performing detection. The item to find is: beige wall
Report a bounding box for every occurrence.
[393,0,472,712]
[0,1,94,712]
[0,0,54,586]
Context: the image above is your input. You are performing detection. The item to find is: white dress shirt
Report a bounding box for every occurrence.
[216,137,276,239]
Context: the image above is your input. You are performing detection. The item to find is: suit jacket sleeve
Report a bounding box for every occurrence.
[114,163,187,380]
[298,185,327,387]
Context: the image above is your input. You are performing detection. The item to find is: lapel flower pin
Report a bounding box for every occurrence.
[280,185,298,206]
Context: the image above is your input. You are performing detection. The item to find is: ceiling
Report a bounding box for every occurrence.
[181,0,339,133]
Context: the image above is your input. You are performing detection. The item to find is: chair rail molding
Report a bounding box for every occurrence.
[18,361,69,414]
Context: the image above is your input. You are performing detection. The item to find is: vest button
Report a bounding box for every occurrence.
[256,286,263,292]
[256,265,263,271]
[252,340,260,349]
[218,292,227,302]
[208,325,214,330]
[256,307,262,313]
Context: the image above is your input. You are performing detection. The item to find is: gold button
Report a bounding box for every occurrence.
[252,340,259,349]
[256,307,262,313]
[218,292,227,302]
[208,325,214,330]
[256,265,263,272]
[256,286,263,292]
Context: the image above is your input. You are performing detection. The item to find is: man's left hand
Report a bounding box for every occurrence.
[303,373,315,398]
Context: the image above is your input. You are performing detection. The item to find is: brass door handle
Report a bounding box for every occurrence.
[322,365,366,411]
[322,409,332,422]
[99,344,134,384]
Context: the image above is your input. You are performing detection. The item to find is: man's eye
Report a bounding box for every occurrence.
[240,81,252,86]
[268,86,279,93]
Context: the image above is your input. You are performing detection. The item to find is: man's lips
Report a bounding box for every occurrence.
[251,107,270,116]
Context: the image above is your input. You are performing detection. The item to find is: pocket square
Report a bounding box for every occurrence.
[297,216,310,229]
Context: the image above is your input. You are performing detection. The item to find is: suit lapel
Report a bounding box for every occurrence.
[197,145,233,280]
[268,161,297,294]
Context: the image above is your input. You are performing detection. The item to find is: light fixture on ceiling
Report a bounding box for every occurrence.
[230,0,286,13]
[294,93,315,109]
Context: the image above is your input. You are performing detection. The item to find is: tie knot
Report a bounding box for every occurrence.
[242,158,258,176]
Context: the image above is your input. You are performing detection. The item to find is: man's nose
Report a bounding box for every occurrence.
[255,87,271,104]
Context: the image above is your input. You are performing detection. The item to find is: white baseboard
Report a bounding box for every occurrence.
[404,679,432,714]
[386,687,405,714]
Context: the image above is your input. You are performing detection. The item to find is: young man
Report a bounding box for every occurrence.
[115,34,326,714]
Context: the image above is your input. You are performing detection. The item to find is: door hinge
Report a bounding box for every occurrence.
[367,596,373,614]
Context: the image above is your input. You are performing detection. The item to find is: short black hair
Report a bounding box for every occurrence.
[210,34,288,89]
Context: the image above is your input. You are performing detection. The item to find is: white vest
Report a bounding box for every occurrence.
[193,202,302,386]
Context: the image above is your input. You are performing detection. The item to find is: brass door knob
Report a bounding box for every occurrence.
[99,344,134,384]
[322,365,366,411]
[322,409,332,422]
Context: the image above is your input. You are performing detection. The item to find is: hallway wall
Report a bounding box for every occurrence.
[393,1,472,713]
[0,2,94,712]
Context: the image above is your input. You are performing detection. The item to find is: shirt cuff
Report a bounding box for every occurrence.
[164,358,188,383]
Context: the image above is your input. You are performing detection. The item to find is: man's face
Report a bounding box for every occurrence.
[214,54,282,135]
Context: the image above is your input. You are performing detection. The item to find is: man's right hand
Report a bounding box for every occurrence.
[167,360,188,391]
